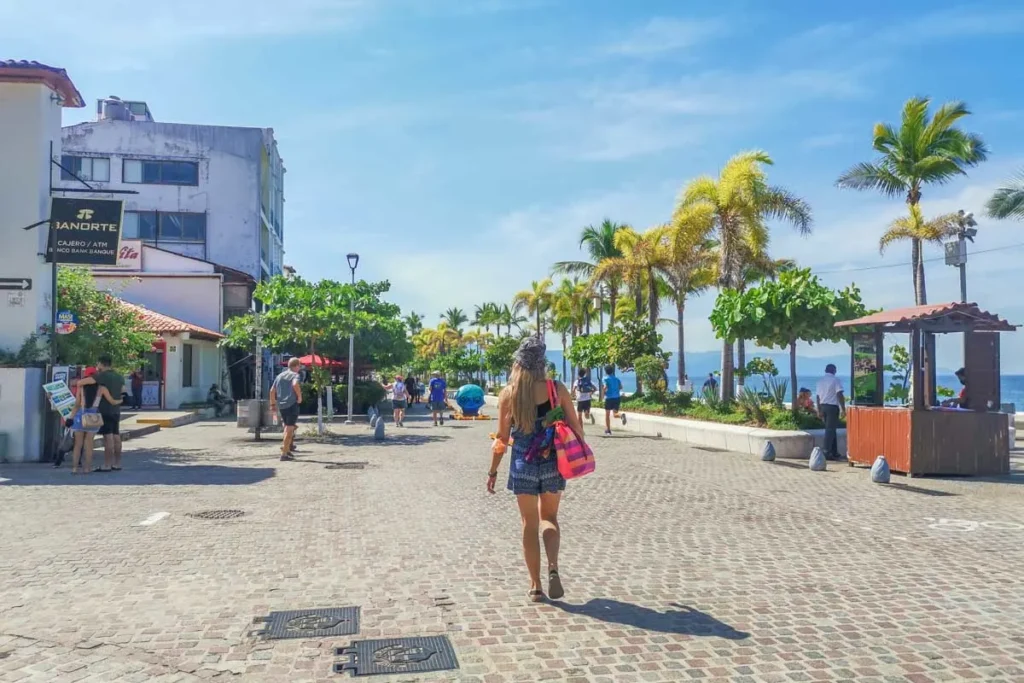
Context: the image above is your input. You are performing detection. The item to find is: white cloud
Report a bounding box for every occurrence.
[603,17,729,57]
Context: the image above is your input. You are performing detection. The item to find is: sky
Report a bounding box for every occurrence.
[5,0,1024,369]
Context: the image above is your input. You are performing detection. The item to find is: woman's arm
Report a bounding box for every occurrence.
[97,386,122,405]
[488,390,512,490]
[558,381,586,440]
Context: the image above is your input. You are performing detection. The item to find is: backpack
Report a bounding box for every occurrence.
[577,377,595,394]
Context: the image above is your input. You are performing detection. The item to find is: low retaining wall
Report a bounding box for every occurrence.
[483,394,843,459]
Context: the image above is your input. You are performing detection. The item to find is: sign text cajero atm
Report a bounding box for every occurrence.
[47,198,124,266]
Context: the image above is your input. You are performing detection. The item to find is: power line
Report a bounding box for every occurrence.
[812,241,1024,275]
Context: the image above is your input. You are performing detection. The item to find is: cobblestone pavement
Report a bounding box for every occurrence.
[2,411,1023,683]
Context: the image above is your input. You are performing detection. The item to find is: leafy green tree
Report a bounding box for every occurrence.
[884,344,911,404]
[606,317,667,394]
[633,354,668,399]
[836,97,987,304]
[566,333,610,375]
[484,335,520,382]
[54,267,156,370]
[709,268,870,412]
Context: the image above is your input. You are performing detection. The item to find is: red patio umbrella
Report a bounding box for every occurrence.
[289,354,347,369]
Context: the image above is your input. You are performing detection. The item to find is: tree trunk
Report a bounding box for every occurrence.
[914,239,928,305]
[676,298,686,390]
[737,339,746,387]
[561,333,568,382]
[536,310,541,338]
[789,340,798,414]
[647,267,658,331]
[720,341,734,401]
[609,288,618,328]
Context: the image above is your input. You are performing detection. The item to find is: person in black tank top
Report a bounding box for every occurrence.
[487,336,589,603]
[66,368,121,474]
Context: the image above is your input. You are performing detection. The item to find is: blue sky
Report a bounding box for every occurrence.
[5,0,1024,369]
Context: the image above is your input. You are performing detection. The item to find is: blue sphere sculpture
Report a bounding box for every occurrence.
[456,384,485,417]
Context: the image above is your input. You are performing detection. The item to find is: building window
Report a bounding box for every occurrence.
[60,155,110,182]
[123,159,199,185]
[182,344,195,388]
[123,211,206,242]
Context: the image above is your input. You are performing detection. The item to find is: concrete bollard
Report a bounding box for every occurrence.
[761,441,776,462]
[374,418,385,441]
[808,446,826,471]
[870,455,890,483]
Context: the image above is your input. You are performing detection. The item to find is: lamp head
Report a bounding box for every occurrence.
[346,253,360,271]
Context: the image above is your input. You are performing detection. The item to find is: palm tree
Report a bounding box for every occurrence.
[660,207,717,389]
[675,150,812,399]
[413,323,461,359]
[879,205,961,296]
[473,303,500,336]
[553,219,626,327]
[836,97,987,304]
[403,311,424,336]
[513,279,552,337]
[496,303,527,337]
[987,171,1024,220]
[593,226,668,332]
[440,307,468,335]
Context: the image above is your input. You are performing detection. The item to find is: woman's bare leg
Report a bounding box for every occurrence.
[539,492,561,571]
[71,432,84,472]
[516,494,542,594]
[82,435,94,473]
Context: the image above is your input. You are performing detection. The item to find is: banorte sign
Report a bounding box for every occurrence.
[47,197,124,266]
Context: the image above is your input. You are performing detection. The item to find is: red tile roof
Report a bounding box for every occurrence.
[0,60,84,107]
[835,302,1016,331]
[122,302,224,341]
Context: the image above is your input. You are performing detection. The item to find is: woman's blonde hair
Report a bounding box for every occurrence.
[505,363,548,435]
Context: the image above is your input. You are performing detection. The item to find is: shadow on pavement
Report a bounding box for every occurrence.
[550,599,750,639]
[0,449,275,487]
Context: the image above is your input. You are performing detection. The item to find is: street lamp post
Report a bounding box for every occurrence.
[944,210,978,303]
[345,253,360,425]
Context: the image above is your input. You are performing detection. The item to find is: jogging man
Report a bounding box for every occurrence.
[428,371,447,426]
[602,364,626,436]
[270,358,303,461]
[95,354,125,471]
[574,368,596,425]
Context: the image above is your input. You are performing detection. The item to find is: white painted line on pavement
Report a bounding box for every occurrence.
[137,512,169,526]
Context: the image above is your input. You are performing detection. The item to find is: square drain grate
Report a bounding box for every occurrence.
[187,509,245,520]
[254,607,360,640]
[334,636,458,677]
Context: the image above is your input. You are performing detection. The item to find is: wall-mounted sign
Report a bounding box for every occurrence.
[42,380,77,419]
[851,332,883,405]
[55,310,78,335]
[97,239,143,271]
[48,197,124,266]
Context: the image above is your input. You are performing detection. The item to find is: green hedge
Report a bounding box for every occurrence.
[298,380,386,415]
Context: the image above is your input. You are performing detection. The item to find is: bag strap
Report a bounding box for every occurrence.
[546,380,558,409]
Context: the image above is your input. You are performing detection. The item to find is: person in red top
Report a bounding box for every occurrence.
[943,367,968,408]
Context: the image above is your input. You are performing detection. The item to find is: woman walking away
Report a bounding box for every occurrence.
[574,368,596,426]
[385,375,410,426]
[65,367,121,474]
[488,337,587,603]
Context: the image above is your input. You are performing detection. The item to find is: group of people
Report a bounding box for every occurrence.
[61,354,125,474]
[384,371,449,427]
[570,365,627,436]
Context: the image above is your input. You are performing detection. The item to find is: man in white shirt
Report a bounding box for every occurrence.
[815,364,846,460]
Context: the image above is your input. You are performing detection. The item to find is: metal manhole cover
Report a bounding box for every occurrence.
[693,446,727,453]
[325,462,368,470]
[187,509,246,520]
[254,607,360,640]
[334,636,458,676]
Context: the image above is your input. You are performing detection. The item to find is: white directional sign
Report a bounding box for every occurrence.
[0,278,31,291]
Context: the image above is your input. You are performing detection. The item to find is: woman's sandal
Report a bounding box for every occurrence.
[528,589,546,603]
[548,570,564,600]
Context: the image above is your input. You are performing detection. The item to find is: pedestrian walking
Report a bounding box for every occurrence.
[270,358,303,461]
[129,369,143,410]
[602,364,626,436]
[428,371,447,426]
[385,375,409,426]
[404,373,418,405]
[573,368,596,425]
[488,336,587,602]
[94,355,125,471]
[702,372,718,394]
[815,363,846,460]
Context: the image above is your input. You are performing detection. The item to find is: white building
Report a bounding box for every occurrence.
[55,97,285,284]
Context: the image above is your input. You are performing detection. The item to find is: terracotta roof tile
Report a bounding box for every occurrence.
[0,60,84,107]
[835,302,1016,331]
[121,302,223,341]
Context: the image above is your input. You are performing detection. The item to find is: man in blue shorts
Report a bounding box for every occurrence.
[602,364,626,435]
[428,371,447,427]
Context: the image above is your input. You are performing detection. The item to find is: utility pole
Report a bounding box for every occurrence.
[945,210,978,304]
[345,253,359,424]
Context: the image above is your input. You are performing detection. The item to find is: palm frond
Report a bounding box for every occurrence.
[986,171,1024,220]
[835,161,908,196]
[761,186,813,234]
[551,260,595,277]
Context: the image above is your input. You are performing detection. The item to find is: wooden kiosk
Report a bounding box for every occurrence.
[835,302,1016,477]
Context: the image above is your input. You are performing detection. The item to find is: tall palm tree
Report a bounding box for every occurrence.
[879,205,961,293]
[837,97,987,304]
[593,226,668,333]
[413,324,460,359]
[987,171,1024,220]
[675,151,812,399]
[660,206,717,389]
[553,219,626,327]
[513,279,552,337]
[403,311,424,336]
[440,307,468,335]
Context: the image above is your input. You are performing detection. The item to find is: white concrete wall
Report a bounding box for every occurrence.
[57,120,284,281]
[161,334,223,408]
[0,82,60,352]
[0,368,45,463]
[140,246,215,274]
[93,274,222,332]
